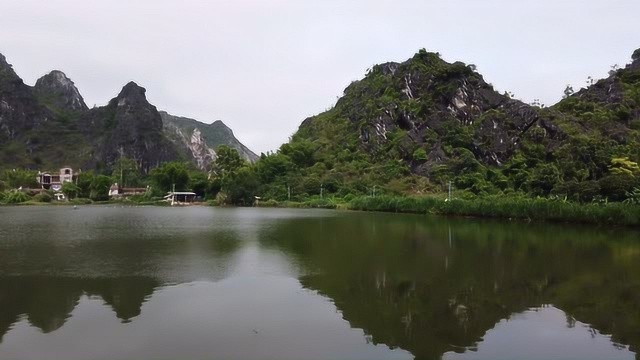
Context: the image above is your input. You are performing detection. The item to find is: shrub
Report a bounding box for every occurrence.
[70,198,93,205]
[413,148,428,161]
[343,193,356,202]
[304,197,338,209]
[599,174,637,201]
[624,187,640,205]
[33,193,52,203]
[3,190,30,204]
[254,199,280,207]
[261,199,279,207]
[574,181,601,202]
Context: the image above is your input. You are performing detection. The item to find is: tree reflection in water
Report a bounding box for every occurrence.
[0,207,637,360]
[258,214,640,360]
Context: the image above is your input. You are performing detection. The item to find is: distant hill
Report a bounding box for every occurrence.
[0,53,257,172]
[161,111,258,169]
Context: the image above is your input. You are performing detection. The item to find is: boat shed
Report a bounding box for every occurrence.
[164,191,197,205]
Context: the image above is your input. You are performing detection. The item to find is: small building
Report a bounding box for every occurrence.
[164,191,196,205]
[109,184,149,198]
[122,187,148,196]
[37,167,77,191]
[109,183,120,197]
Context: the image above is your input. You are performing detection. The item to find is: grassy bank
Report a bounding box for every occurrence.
[258,195,640,226]
[351,195,640,226]
[5,192,638,226]
[0,198,170,207]
[256,198,346,210]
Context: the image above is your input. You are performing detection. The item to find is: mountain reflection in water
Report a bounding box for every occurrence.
[0,206,637,360]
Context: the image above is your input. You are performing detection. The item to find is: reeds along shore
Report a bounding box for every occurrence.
[258,195,640,226]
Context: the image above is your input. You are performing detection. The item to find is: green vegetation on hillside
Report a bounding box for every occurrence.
[234,48,640,207]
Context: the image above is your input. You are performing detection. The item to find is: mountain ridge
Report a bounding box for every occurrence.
[0,53,258,172]
[33,70,88,112]
[275,47,640,198]
[1,47,639,201]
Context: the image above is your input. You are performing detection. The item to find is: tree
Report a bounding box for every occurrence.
[189,171,210,198]
[280,139,316,168]
[209,146,263,204]
[211,145,246,181]
[89,175,113,201]
[150,162,191,193]
[225,166,260,205]
[608,64,620,76]
[61,182,81,199]
[211,146,247,197]
[254,152,294,183]
[76,172,95,198]
[2,169,38,189]
[563,85,575,99]
[111,157,140,187]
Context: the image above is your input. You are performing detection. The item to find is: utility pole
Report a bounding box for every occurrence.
[287,185,291,201]
[119,147,124,187]
[320,183,324,199]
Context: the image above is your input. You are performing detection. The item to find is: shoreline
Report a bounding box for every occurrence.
[256,195,640,227]
[3,196,639,227]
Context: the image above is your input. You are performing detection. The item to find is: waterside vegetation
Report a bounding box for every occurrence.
[2,145,640,226]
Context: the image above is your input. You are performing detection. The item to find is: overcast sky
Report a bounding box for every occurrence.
[1,0,638,154]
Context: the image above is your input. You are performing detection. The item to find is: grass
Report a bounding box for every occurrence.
[0,197,171,207]
[348,195,640,226]
[256,197,345,209]
[5,191,638,226]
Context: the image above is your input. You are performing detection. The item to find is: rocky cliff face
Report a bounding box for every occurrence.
[79,82,180,172]
[33,70,88,112]
[161,111,258,169]
[297,50,546,172]
[0,54,53,143]
[0,52,178,170]
[293,48,640,188]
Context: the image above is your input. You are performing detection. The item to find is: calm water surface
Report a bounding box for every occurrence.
[0,206,638,360]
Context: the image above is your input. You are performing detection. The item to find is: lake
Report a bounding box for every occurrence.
[0,206,638,360]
